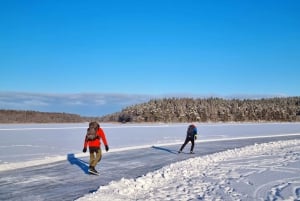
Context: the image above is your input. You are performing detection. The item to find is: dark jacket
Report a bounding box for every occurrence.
[186,124,197,139]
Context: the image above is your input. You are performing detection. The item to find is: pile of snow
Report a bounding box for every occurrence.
[77,139,300,201]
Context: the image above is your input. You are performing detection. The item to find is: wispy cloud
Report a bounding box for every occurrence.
[0,92,152,116]
[0,92,287,117]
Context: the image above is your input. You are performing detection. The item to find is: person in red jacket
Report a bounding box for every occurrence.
[83,121,109,175]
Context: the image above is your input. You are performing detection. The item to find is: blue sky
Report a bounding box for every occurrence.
[0,0,300,116]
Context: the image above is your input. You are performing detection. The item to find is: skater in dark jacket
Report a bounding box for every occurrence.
[178,124,198,154]
[83,121,109,175]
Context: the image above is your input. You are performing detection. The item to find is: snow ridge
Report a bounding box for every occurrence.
[76,139,300,201]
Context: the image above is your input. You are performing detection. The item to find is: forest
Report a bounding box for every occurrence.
[99,97,300,123]
[1,97,300,123]
[0,109,99,123]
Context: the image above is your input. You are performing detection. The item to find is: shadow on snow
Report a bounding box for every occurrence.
[67,153,89,174]
[152,146,178,154]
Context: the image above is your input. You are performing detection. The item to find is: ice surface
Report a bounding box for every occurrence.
[0,122,300,200]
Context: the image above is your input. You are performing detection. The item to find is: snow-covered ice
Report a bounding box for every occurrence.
[76,139,300,201]
[0,122,300,200]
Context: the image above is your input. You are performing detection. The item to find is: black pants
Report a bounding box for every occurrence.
[179,137,195,152]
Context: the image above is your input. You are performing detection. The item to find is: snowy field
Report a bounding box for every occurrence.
[0,122,300,200]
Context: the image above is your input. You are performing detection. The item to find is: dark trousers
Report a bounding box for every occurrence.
[180,137,195,152]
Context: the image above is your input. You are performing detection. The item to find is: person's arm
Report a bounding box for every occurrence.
[98,128,109,151]
[83,135,88,152]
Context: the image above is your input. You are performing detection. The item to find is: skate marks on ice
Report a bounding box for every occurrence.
[202,141,300,201]
[0,144,194,201]
[76,139,300,201]
[0,158,102,201]
[253,177,300,201]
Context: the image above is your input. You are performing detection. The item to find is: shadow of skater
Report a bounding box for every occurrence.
[67,153,89,174]
[152,146,178,154]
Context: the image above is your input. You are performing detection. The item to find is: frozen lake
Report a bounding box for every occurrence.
[1,122,300,165]
[0,122,300,201]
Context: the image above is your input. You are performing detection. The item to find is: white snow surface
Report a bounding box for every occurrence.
[1,122,300,200]
[76,139,300,201]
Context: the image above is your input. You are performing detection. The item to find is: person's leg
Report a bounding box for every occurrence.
[89,149,102,174]
[95,148,102,164]
[179,138,189,152]
[190,138,195,153]
[89,151,96,168]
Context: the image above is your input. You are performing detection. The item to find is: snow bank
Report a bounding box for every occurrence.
[76,139,300,201]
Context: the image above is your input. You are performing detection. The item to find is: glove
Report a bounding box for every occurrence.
[194,135,197,140]
[105,145,109,152]
[82,147,87,153]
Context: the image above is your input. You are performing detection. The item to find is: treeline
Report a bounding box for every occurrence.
[0,110,100,123]
[2,97,300,123]
[99,97,300,123]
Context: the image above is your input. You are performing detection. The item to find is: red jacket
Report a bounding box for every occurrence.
[83,127,108,149]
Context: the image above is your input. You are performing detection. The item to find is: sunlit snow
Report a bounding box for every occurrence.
[0,122,300,200]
